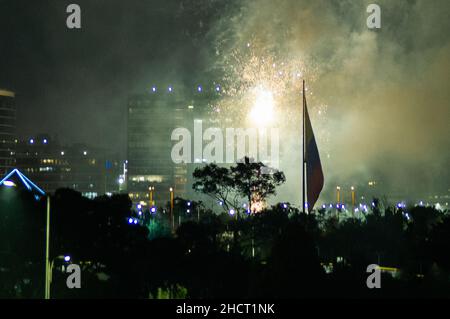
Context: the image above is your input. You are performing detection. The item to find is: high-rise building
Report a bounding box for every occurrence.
[0,89,16,176]
[14,134,122,197]
[126,85,216,207]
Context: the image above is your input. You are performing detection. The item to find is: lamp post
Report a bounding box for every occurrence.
[47,255,71,299]
[169,187,174,233]
[336,186,341,221]
[351,186,356,217]
[45,196,50,299]
[149,186,155,207]
[336,186,341,205]
[118,177,124,193]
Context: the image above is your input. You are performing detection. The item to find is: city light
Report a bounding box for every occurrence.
[128,218,133,224]
[2,180,16,187]
[61,151,65,156]
[29,138,34,144]
[150,206,156,214]
[229,209,235,216]
[43,139,48,144]
[64,256,71,262]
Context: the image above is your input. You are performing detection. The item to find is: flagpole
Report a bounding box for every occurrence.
[302,80,306,214]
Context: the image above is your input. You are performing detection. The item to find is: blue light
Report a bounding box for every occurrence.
[282,203,288,209]
[138,211,142,216]
[197,85,202,92]
[229,209,235,216]
[137,204,142,210]
[134,219,138,224]
[152,86,157,93]
[150,206,156,214]
[128,218,133,224]
[29,138,34,144]
[43,139,48,144]
[168,86,173,92]
[322,204,326,209]
[64,256,71,262]
[215,85,221,92]
[187,201,191,207]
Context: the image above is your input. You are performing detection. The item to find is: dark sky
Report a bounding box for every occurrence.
[0,0,223,156]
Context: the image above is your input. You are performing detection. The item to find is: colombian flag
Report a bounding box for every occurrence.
[304,97,324,213]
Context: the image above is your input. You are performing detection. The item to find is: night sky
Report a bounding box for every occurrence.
[0,0,223,152]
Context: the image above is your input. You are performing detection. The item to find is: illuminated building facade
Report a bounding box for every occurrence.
[126,85,217,207]
[0,89,16,175]
[14,134,122,197]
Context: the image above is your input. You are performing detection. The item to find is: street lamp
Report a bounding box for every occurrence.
[45,196,50,299]
[2,180,16,187]
[336,186,341,204]
[336,186,341,221]
[47,254,71,299]
[351,186,356,216]
[118,177,124,193]
[149,186,155,207]
[169,187,174,233]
